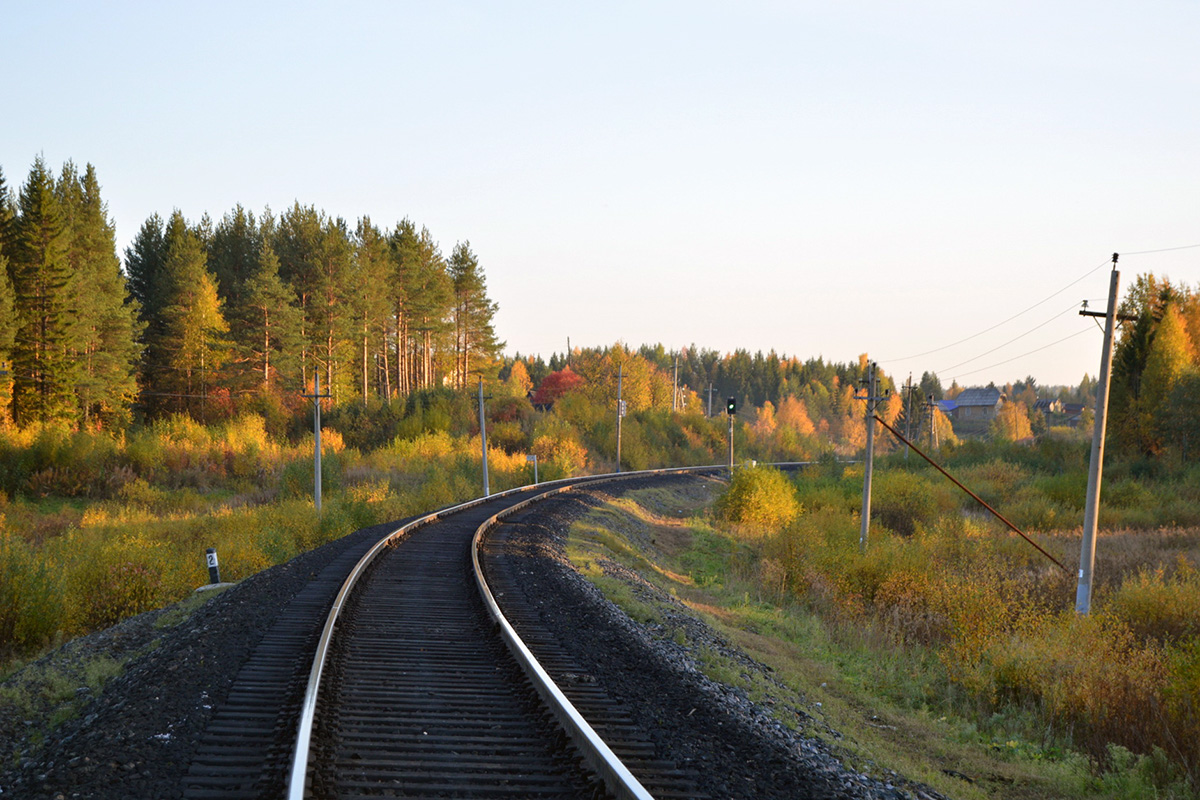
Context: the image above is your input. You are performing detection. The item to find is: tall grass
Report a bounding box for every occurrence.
[0,411,566,665]
[747,462,1200,792]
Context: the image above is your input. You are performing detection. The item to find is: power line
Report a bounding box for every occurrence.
[935,302,1080,374]
[882,258,1110,364]
[1121,242,1200,256]
[946,327,1093,382]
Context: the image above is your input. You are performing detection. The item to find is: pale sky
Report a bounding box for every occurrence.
[3,1,1198,388]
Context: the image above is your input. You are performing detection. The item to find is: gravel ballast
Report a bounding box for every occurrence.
[1,476,949,799]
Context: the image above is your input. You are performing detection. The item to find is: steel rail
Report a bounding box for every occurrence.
[286,465,722,799]
[471,468,720,800]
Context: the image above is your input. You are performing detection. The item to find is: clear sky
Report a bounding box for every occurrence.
[3,1,1197,388]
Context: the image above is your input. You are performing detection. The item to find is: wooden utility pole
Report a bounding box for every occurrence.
[857,361,887,554]
[903,373,914,461]
[1076,255,1122,614]
[925,394,940,450]
[672,352,679,412]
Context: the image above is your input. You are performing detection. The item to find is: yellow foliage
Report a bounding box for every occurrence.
[714,466,800,532]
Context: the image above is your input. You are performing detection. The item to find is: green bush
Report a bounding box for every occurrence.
[715,466,801,532]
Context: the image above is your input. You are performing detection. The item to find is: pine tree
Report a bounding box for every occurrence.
[448,241,502,389]
[350,218,392,403]
[10,157,75,424]
[243,226,302,393]
[275,203,324,392]
[57,163,141,425]
[391,223,451,391]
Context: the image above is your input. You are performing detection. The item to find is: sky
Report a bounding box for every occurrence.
[3,1,1198,389]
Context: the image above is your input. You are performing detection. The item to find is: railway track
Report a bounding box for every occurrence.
[183,468,720,799]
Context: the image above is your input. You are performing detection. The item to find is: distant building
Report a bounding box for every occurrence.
[1062,402,1087,427]
[948,386,1005,435]
[1034,398,1064,415]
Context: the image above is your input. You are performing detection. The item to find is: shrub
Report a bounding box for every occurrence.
[871,470,946,536]
[715,466,801,532]
[1108,561,1200,643]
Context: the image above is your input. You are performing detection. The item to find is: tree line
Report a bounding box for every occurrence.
[0,157,502,427]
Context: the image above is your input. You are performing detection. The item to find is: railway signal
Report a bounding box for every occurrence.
[725,397,736,472]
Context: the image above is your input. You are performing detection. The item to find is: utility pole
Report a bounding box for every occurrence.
[707,383,714,417]
[1076,254,1123,614]
[903,373,914,462]
[616,363,624,473]
[925,394,940,450]
[856,361,888,554]
[672,352,679,412]
[478,376,491,496]
[302,373,331,512]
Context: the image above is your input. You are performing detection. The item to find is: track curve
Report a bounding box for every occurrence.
[285,468,720,799]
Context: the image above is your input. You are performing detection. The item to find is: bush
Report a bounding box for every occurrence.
[871,470,946,536]
[715,466,801,532]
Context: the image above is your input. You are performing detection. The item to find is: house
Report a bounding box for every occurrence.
[1034,398,1064,415]
[948,386,1005,435]
[1062,402,1087,427]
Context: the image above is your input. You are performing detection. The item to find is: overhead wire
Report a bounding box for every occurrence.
[881,258,1111,364]
[945,328,1094,382]
[934,302,1082,374]
[1121,242,1200,256]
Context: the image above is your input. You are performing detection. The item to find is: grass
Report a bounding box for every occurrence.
[564,480,1200,800]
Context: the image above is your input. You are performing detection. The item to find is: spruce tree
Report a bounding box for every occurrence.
[11,157,75,424]
[0,166,14,422]
[57,163,141,425]
[0,248,14,426]
[158,212,229,417]
[208,206,260,381]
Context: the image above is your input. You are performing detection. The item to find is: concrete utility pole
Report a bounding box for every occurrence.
[302,373,331,511]
[616,363,624,473]
[1076,255,1122,614]
[707,383,714,417]
[857,361,887,554]
[478,377,491,497]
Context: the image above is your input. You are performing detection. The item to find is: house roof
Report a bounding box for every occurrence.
[936,399,957,413]
[954,387,1003,407]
